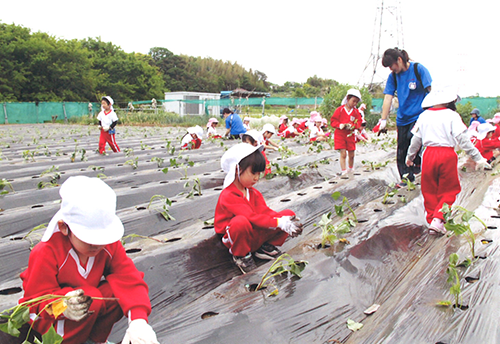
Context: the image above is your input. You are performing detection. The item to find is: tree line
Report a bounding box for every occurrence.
[0,22,354,104]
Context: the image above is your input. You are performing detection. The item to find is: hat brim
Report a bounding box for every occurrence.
[43,210,124,245]
[221,144,264,189]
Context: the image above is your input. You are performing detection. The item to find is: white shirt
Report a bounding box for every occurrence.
[97,109,118,127]
[309,126,324,139]
[207,126,218,138]
[411,108,467,147]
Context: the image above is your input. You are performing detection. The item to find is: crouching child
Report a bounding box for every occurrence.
[214,143,303,273]
[19,176,159,344]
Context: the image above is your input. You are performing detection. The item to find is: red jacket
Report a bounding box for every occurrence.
[214,183,287,234]
[330,105,362,132]
[475,137,500,160]
[20,233,151,325]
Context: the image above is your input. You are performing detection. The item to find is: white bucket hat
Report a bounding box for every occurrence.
[262,123,276,134]
[476,123,497,140]
[221,143,264,189]
[188,125,203,138]
[101,96,114,111]
[245,129,264,145]
[42,176,124,245]
[341,89,362,105]
[422,86,460,109]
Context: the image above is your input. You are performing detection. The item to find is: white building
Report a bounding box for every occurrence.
[164,91,220,116]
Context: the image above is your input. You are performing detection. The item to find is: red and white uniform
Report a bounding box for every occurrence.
[330,105,362,150]
[411,107,467,223]
[207,126,221,139]
[181,134,201,149]
[475,136,500,161]
[214,183,294,257]
[309,126,324,142]
[20,233,151,344]
[97,109,120,154]
[280,126,297,138]
[278,122,287,133]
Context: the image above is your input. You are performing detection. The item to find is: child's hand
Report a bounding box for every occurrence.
[278,216,303,237]
[122,319,159,344]
[475,158,492,171]
[406,159,414,167]
[63,289,92,321]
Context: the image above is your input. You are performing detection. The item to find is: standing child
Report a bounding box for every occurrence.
[97,96,120,155]
[181,125,203,150]
[19,176,158,344]
[214,144,303,273]
[330,89,363,175]
[406,86,490,234]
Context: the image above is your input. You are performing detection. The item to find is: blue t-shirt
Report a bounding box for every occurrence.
[469,116,486,126]
[384,62,432,126]
[225,113,247,135]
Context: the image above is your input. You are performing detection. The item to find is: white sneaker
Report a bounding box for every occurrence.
[429,218,446,235]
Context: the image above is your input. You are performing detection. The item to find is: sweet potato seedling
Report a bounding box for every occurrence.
[147,195,175,221]
[255,254,307,291]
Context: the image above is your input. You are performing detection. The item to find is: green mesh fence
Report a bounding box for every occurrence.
[1,102,100,124]
[2,97,499,125]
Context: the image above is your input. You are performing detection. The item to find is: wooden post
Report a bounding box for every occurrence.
[3,103,8,124]
[62,102,68,123]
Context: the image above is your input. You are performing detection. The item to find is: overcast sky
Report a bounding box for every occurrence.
[3,0,499,97]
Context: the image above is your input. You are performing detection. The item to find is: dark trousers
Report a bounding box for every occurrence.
[397,121,421,182]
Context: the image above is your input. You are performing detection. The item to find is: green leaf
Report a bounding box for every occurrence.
[7,319,21,337]
[334,204,344,218]
[449,253,459,266]
[346,319,363,332]
[436,300,452,307]
[331,191,341,201]
[41,325,63,344]
[444,223,468,235]
[461,210,474,223]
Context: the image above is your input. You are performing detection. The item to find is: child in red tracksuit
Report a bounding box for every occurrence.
[19,176,158,344]
[214,144,303,273]
[330,89,362,175]
[97,96,120,155]
[181,126,203,150]
[475,123,500,164]
[406,87,489,235]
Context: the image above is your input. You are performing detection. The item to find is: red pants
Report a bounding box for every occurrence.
[334,129,356,150]
[421,147,461,223]
[99,130,120,154]
[221,210,294,257]
[33,281,123,344]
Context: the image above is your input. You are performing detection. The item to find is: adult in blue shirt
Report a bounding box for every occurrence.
[223,108,247,139]
[469,108,486,126]
[379,48,432,187]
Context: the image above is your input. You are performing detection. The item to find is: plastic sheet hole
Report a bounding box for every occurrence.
[475,255,487,260]
[10,236,23,241]
[465,276,479,283]
[297,193,307,196]
[80,168,86,171]
[481,238,493,244]
[280,199,291,202]
[131,186,139,189]
[165,237,181,243]
[31,205,43,209]
[160,181,168,184]
[374,209,383,212]
[487,226,497,230]
[32,176,39,179]
[201,311,219,320]
[7,179,14,182]
[126,248,142,254]
[316,243,331,249]
[214,188,222,191]
[136,206,147,211]
[202,225,214,230]
[490,215,500,218]
[358,219,368,223]
[353,173,361,175]
[453,304,469,310]
[203,173,211,175]
[117,164,124,166]
[329,181,337,184]
[313,186,323,189]
[0,287,22,295]
[246,283,266,292]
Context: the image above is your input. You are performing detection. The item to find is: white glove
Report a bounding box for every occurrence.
[379,119,387,130]
[63,289,92,321]
[102,126,110,132]
[277,216,303,237]
[339,123,345,130]
[122,319,159,344]
[475,158,492,171]
[345,123,353,130]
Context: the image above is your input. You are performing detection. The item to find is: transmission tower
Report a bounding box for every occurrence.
[358,0,405,90]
